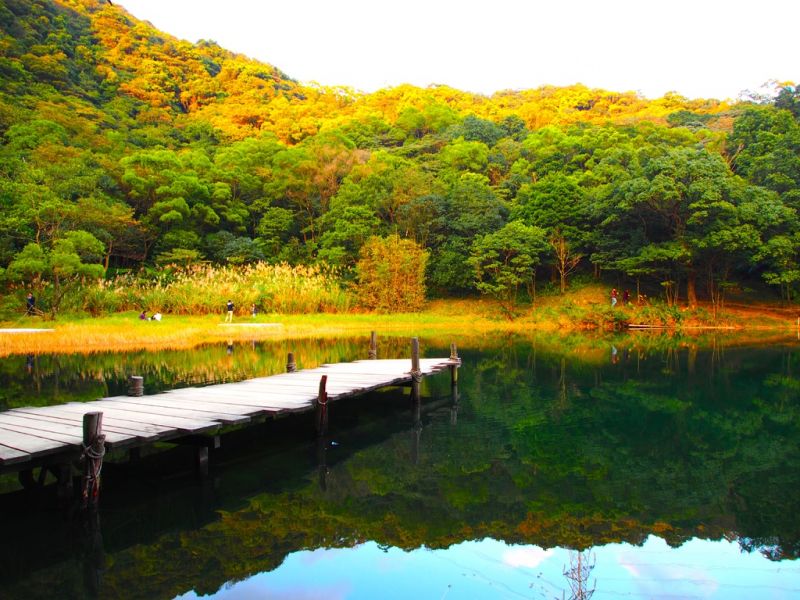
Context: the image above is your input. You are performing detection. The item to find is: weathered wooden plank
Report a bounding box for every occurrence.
[0,412,132,445]
[105,399,251,426]
[0,443,30,465]
[108,396,257,420]
[0,422,80,445]
[55,403,221,433]
[168,386,316,399]
[9,407,171,441]
[163,388,314,408]
[0,426,70,456]
[240,378,397,391]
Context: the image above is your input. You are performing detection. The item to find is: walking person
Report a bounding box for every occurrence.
[25,292,35,316]
[225,299,234,323]
[610,288,618,307]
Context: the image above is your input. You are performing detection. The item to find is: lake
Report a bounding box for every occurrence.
[0,333,798,599]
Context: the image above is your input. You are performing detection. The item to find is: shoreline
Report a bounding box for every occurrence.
[0,302,796,357]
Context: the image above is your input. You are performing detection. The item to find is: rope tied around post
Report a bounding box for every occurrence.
[81,435,106,497]
[81,411,105,509]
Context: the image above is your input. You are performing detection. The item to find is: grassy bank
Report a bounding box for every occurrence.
[0,286,797,357]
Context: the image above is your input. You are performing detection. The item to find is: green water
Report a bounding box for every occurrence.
[0,334,798,599]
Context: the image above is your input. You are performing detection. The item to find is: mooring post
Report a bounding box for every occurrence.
[127,375,143,397]
[315,374,328,435]
[449,342,460,423]
[286,352,297,372]
[410,337,422,404]
[81,505,105,597]
[369,331,377,359]
[81,411,105,509]
[449,342,459,387]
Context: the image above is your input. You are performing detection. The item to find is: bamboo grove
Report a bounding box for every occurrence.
[1,0,798,316]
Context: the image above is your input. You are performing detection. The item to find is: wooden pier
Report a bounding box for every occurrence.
[0,339,461,503]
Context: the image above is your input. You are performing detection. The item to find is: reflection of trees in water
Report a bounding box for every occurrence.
[0,336,408,409]
[1,335,799,597]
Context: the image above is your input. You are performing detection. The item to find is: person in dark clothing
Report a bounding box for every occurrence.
[26,293,35,316]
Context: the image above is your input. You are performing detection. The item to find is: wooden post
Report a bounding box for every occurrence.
[368,331,377,359]
[315,375,328,435]
[81,506,105,597]
[410,337,421,405]
[195,447,209,477]
[127,375,143,397]
[449,342,459,387]
[81,411,105,509]
[286,352,297,372]
[450,386,460,425]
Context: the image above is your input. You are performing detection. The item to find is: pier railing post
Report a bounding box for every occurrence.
[369,331,377,359]
[127,375,143,397]
[81,411,105,509]
[286,352,297,372]
[315,375,328,435]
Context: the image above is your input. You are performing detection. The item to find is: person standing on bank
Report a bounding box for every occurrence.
[225,299,234,323]
[26,292,35,316]
[610,288,618,307]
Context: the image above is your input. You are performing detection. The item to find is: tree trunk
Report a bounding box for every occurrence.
[686,271,697,308]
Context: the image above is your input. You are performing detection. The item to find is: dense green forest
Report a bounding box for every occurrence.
[1,0,798,314]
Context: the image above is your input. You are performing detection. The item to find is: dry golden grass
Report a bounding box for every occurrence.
[0,295,796,357]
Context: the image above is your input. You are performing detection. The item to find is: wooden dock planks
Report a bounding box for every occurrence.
[0,356,460,468]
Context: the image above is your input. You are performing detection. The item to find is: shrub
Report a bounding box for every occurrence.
[355,235,428,313]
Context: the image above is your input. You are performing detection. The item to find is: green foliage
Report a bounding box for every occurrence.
[0,0,796,312]
[468,221,548,317]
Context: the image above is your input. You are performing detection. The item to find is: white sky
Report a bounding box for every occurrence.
[117,0,796,101]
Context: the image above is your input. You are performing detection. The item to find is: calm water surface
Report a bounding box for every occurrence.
[0,333,798,599]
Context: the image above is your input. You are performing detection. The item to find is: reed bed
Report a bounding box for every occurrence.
[74,263,352,316]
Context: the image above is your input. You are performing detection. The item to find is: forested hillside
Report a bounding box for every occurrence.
[1,0,798,314]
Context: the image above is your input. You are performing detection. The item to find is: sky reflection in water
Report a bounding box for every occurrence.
[177,536,800,600]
